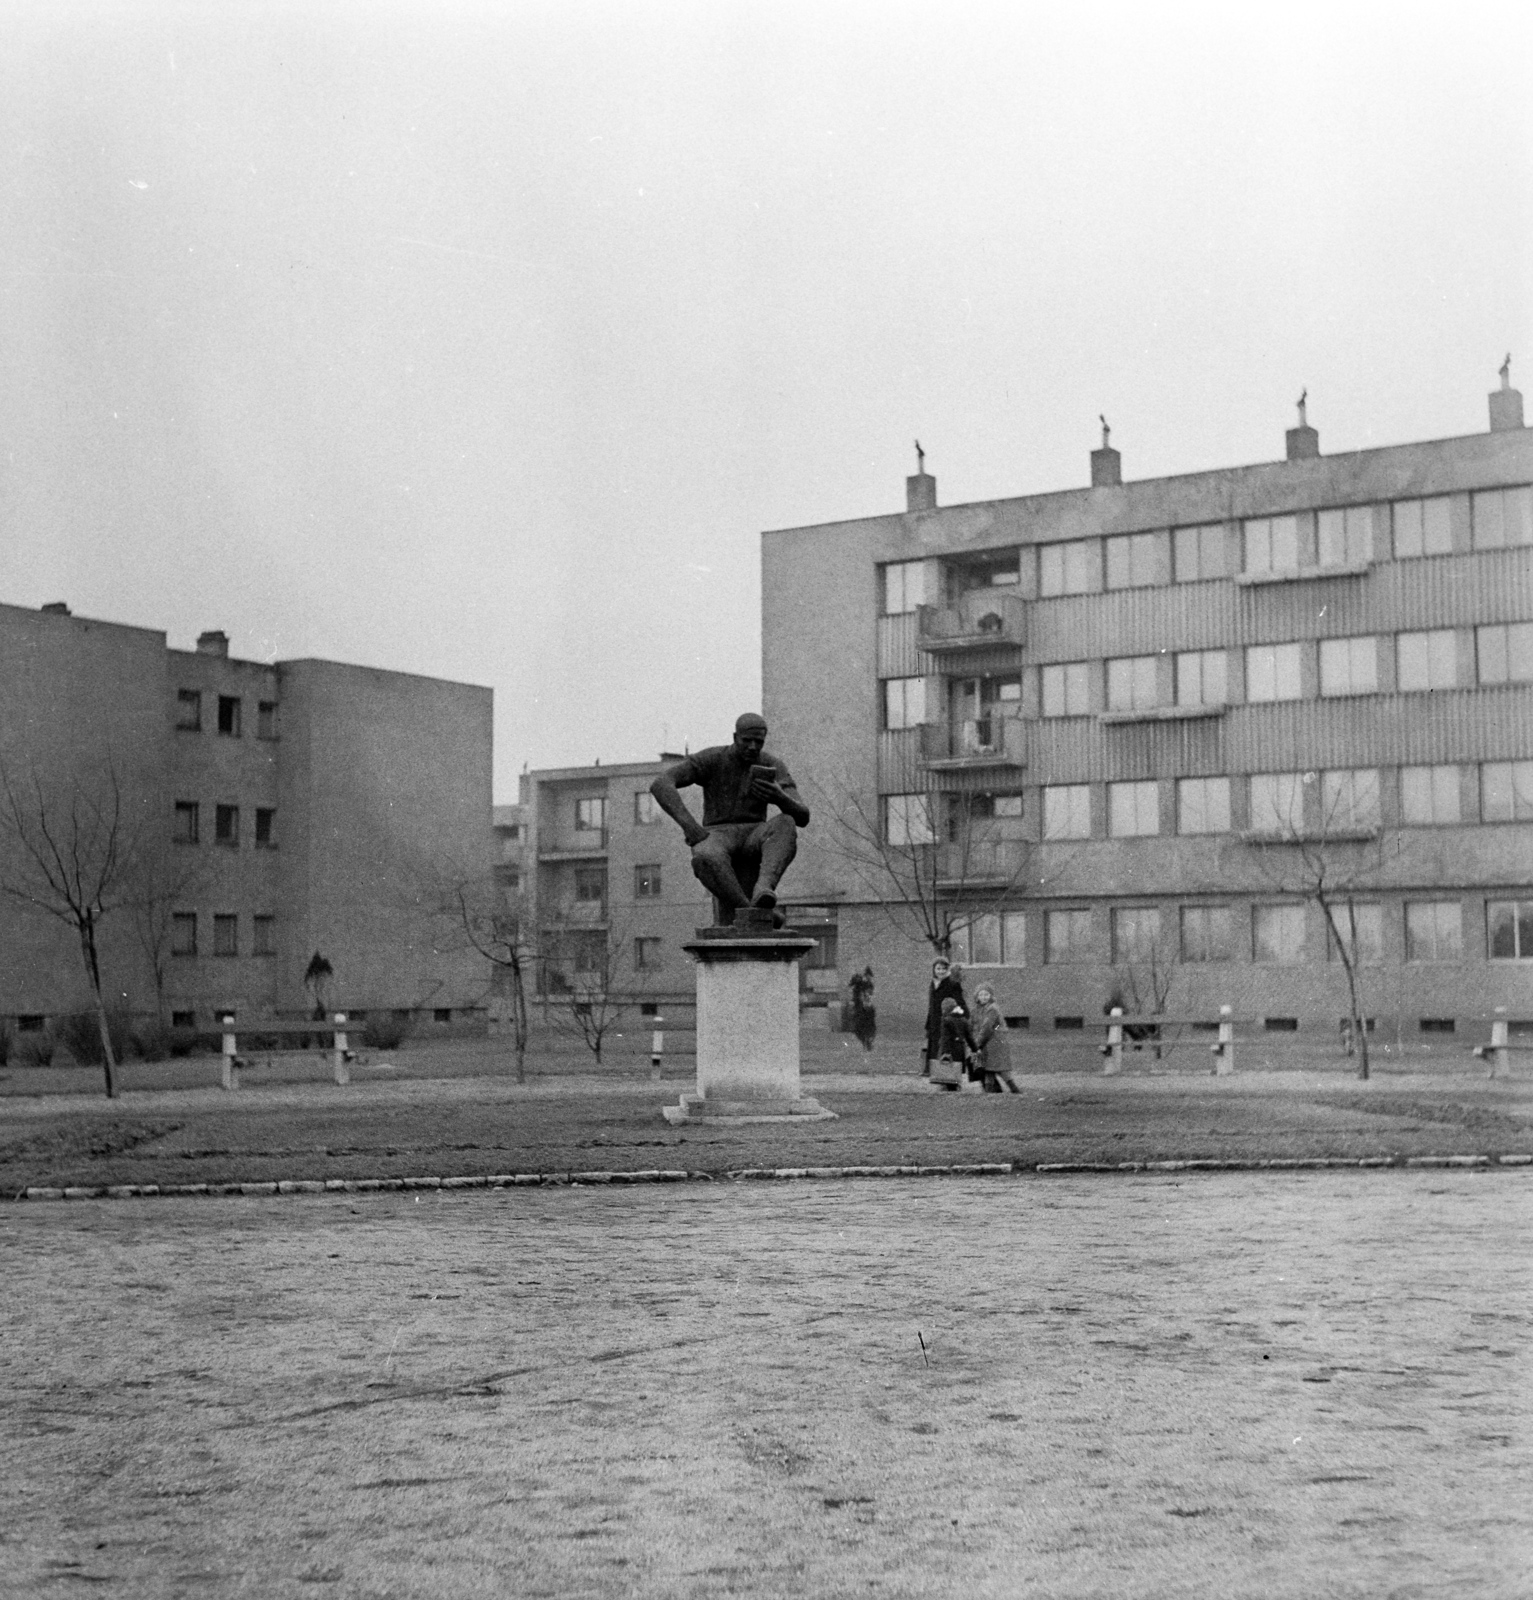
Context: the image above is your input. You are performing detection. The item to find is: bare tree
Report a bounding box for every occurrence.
[437,874,534,1082]
[539,917,632,1067]
[0,763,145,1097]
[1238,770,1406,1081]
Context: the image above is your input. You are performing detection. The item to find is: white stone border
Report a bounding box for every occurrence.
[11,1152,1532,1200]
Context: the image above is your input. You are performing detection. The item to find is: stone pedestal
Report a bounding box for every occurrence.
[662,921,836,1124]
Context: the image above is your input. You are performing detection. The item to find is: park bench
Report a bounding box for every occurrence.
[1099,1007,1237,1076]
[1470,1011,1533,1079]
[215,1014,355,1090]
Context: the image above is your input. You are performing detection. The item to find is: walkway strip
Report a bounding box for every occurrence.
[13,1152,1533,1200]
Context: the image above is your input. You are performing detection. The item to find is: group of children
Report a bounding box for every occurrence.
[923,957,1021,1094]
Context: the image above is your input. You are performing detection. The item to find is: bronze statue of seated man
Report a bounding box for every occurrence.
[649,713,810,926]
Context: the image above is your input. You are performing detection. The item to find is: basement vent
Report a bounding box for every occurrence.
[1419,1018,1456,1034]
[1005,1015,1030,1030]
[1263,1017,1299,1032]
[1054,1016,1084,1031]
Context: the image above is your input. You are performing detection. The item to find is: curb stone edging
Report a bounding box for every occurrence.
[11,1154,1533,1201]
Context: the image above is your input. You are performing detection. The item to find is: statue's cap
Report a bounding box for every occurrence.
[734,713,768,733]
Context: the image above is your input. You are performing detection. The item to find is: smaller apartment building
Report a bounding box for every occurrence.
[1,602,492,1031]
[521,760,711,1002]
[762,372,1533,1039]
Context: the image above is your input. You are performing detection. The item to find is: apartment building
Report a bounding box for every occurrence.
[521,759,711,999]
[0,602,493,1030]
[761,371,1533,1037]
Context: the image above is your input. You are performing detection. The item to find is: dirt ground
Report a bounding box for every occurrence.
[2,1171,1529,1599]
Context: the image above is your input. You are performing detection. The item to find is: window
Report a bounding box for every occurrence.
[1320,769,1380,833]
[570,931,607,974]
[1253,904,1305,964]
[1043,784,1091,840]
[253,702,278,741]
[176,690,202,731]
[1180,906,1233,962]
[1041,662,1090,717]
[884,677,927,730]
[1476,622,1533,685]
[1173,523,1227,582]
[1045,909,1092,963]
[1482,761,1533,821]
[1397,631,1457,692]
[1326,903,1382,965]
[213,914,238,957]
[634,791,661,824]
[1177,777,1230,835]
[254,808,275,848]
[1242,515,1299,576]
[252,915,276,956]
[883,561,928,615]
[634,863,662,898]
[1111,907,1162,965]
[1401,765,1461,825]
[1175,650,1227,708]
[885,793,935,846]
[1392,496,1452,558]
[173,801,200,844]
[1038,540,1097,597]
[1245,643,1302,702]
[573,866,608,906]
[1249,772,1306,834]
[214,804,239,846]
[1319,637,1377,697]
[1105,531,1159,590]
[171,1010,195,1029]
[1405,902,1462,962]
[171,913,197,957]
[993,794,1023,817]
[217,696,241,737]
[1471,485,1533,550]
[1106,656,1159,713]
[1488,900,1533,960]
[1317,505,1374,567]
[1108,781,1159,837]
[634,937,663,971]
[574,797,607,832]
[954,911,1026,966]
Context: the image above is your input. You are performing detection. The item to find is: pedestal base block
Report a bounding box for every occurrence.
[662,929,837,1125]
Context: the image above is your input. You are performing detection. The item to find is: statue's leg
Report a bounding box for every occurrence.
[691,832,750,917]
[746,815,798,905]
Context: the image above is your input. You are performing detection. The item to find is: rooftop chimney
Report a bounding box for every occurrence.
[1285,390,1320,460]
[1090,416,1121,487]
[906,439,937,511]
[1489,354,1524,432]
[40,601,71,615]
[196,630,230,658]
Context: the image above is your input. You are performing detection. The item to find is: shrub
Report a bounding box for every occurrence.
[363,1014,410,1050]
[0,1023,10,1065]
[167,1027,198,1058]
[56,1010,132,1067]
[131,1024,170,1062]
[15,1032,55,1067]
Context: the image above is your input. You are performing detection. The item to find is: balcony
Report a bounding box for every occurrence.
[538,828,609,862]
[917,590,1025,653]
[934,837,1028,887]
[918,714,1026,773]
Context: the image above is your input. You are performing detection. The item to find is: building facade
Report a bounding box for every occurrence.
[521,759,711,1001]
[1,602,493,1032]
[762,374,1533,1039]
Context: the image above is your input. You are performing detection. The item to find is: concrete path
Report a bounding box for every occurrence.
[2,1171,1529,1598]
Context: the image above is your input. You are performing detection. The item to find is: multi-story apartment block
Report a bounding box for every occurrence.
[1,602,493,1031]
[521,759,713,1000]
[762,371,1533,1037]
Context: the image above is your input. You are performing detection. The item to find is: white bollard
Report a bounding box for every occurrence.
[649,1017,665,1077]
[1212,1004,1235,1076]
[332,1012,350,1085]
[1102,1007,1124,1075]
[1489,1007,1509,1079]
[220,1016,238,1090]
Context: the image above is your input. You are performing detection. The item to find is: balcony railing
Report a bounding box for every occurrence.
[917,715,1025,771]
[916,590,1025,652]
[538,827,609,860]
[933,837,1028,887]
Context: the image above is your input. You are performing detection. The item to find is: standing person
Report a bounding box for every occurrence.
[971,986,1021,1093]
[933,997,978,1091]
[847,967,877,1053]
[922,957,966,1076]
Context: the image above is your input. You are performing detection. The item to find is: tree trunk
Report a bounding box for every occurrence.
[80,917,119,1099]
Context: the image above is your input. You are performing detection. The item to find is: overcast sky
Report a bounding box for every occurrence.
[2,1,1529,798]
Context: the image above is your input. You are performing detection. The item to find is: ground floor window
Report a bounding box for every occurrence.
[1488,900,1533,961]
[1405,902,1462,962]
[1180,906,1233,962]
[1045,909,1092,963]
[1253,903,1305,964]
[953,910,1025,966]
